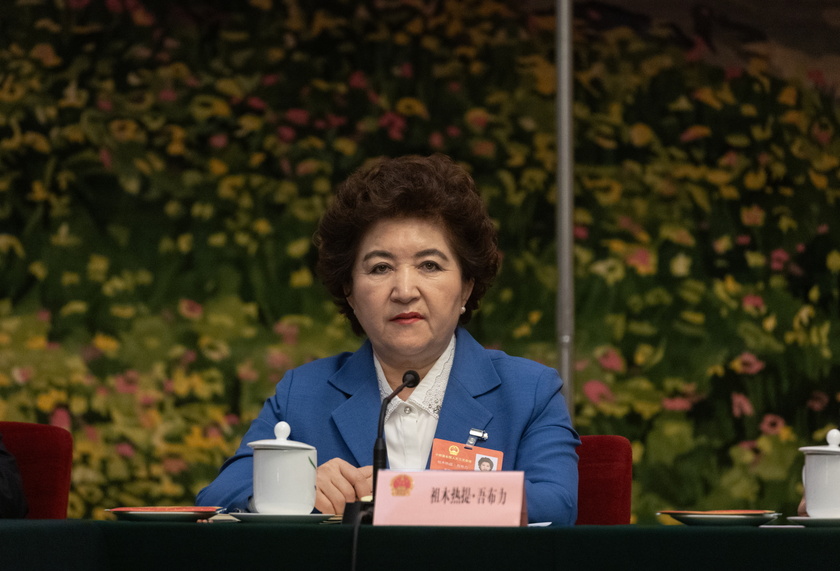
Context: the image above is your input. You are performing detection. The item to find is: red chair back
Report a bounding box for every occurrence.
[0,421,73,519]
[576,434,632,525]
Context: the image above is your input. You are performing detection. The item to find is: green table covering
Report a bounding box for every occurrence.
[0,520,836,571]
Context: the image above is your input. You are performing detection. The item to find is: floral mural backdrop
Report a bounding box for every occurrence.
[0,0,838,522]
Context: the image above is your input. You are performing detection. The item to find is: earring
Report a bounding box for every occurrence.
[460,306,466,315]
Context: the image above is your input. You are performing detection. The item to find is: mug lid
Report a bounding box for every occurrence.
[247,421,315,451]
[799,428,840,455]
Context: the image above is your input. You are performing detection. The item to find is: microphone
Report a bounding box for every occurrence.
[342,370,421,527]
[373,370,420,495]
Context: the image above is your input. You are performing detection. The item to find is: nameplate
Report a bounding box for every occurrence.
[372,470,527,526]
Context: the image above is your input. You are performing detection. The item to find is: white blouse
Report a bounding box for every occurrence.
[374,334,456,470]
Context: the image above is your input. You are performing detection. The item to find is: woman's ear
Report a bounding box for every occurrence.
[344,284,354,310]
[461,278,475,307]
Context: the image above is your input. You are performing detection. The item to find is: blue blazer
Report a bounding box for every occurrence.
[197,327,580,525]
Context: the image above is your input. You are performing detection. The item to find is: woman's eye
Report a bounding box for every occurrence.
[370,264,390,274]
[421,261,441,271]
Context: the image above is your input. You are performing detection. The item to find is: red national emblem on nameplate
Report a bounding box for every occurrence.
[390,474,414,496]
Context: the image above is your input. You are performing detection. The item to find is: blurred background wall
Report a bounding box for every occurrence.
[1,0,838,522]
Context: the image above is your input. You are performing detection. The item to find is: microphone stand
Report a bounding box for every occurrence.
[342,370,420,526]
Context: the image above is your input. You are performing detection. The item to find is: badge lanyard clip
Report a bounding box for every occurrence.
[465,428,488,449]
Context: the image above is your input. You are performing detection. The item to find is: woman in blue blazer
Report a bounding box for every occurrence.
[197,154,579,525]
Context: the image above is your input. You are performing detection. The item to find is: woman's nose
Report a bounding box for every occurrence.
[391,268,419,301]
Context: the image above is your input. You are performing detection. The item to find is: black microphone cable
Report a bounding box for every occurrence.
[350,369,421,571]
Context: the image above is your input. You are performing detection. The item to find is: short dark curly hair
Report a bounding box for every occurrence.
[314,154,500,336]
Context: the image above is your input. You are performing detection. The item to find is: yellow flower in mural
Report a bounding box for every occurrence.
[0,234,25,257]
[290,268,313,288]
[517,54,555,96]
[92,333,120,357]
[743,169,766,190]
[808,169,828,189]
[629,123,654,147]
[109,119,145,143]
[828,251,840,273]
[36,389,68,413]
[252,219,273,236]
[777,85,798,106]
[28,261,47,280]
[693,87,723,110]
[249,0,272,11]
[189,95,232,121]
[60,300,88,316]
[208,158,228,176]
[30,43,62,67]
[87,254,110,282]
[286,238,309,258]
[396,98,429,119]
[333,137,357,156]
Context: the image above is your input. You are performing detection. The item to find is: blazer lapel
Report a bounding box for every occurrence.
[433,328,500,449]
[328,341,381,466]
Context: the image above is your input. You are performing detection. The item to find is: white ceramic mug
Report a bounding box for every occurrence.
[800,428,840,518]
[248,422,317,515]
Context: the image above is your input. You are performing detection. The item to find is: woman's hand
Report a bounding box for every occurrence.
[315,458,373,515]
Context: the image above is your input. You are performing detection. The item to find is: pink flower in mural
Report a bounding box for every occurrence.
[583,379,615,404]
[760,414,785,435]
[397,62,413,78]
[465,108,491,131]
[179,350,197,366]
[770,248,789,271]
[236,361,259,383]
[272,321,299,345]
[574,225,589,240]
[209,133,228,149]
[741,293,765,312]
[348,71,368,89]
[597,348,626,373]
[724,66,743,80]
[731,392,755,417]
[662,397,693,411]
[115,442,135,458]
[247,96,267,111]
[378,111,406,140]
[740,204,766,227]
[266,349,293,371]
[277,126,296,143]
[115,371,139,394]
[730,352,766,375]
[735,234,751,246]
[471,140,496,158]
[625,247,655,275]
[326,114,347,128]
[679,125,711,142]
[11,366,33,384]
[158,88,177,102]
[163,457,189,474]
[50,408,72,430]
[84,425,99,442]
[428,131,445,149]
[99,148,112,169]
[807,391,829,412]
[286,108,310,125]
[178,298,203,320]
[261,74,280,86]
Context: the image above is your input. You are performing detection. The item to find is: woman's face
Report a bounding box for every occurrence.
[347,217,474,373]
